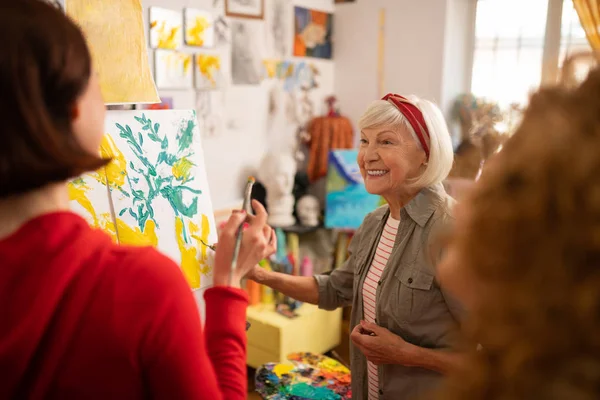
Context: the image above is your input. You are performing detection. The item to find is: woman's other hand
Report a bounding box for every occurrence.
[213,200,276,288]
[350,320,417,366]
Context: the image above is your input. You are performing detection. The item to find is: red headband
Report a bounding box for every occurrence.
[382,93,430,158]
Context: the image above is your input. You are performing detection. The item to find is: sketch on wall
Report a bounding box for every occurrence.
[231,20,264,85]
[265,0,289,58]
[149,7,183,49]
[67,0,159,104]
[195,54,223,90]
[196,92,225,138]
[225,0,264,19]
[184,8,215,47]
[104,110,218,289]
[154,50,194,89]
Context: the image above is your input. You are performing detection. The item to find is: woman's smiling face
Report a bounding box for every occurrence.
[357,124,426,200]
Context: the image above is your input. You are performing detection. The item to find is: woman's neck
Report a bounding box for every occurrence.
[0,183,70,239]
[384,187,421,220]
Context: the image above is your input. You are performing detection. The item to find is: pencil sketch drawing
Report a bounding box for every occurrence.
[231,20,263,85]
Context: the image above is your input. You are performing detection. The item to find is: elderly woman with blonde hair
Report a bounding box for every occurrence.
[247,93,465,399]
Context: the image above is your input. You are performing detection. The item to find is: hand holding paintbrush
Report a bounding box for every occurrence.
[212,198,276,288]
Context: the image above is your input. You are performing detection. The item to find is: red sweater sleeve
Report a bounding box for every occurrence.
[204,287,249,399]
[123,249,248,399]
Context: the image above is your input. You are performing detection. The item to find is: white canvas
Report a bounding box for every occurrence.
[184,8,215,48]
[149,7,183,49]
[103,110,217,290]
[154,50,194,89]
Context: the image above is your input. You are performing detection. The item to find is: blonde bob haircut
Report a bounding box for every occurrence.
[358,95,454,189]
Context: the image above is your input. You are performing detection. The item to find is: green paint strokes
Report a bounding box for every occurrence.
[178,118,195,153]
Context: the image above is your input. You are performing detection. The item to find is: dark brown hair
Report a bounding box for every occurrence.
[0,0,107,198]
[439,69,600,399]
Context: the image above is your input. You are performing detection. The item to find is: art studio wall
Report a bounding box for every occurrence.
[334,0,476,145]
[141,0,336,209]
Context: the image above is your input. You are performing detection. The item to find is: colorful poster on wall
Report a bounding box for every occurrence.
[103,110,218,289]
[325,150,384,230]
[149,7,183,49]
[293,6,333,59]
[154,50,194,89]
[184,8,215,47]
[195,54,223,90]
[67,0,159,105]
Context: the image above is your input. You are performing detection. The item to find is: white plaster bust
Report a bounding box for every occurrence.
[258,152,297,227]
[296,195,320,227]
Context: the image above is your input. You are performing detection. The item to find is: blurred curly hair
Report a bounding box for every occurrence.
[438,68,600,400]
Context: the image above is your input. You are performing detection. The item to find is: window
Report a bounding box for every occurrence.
[470,0,591,108]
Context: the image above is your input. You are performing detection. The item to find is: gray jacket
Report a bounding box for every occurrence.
[315,184,463,400]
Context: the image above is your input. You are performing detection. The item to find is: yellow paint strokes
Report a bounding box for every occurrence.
[183,54,192,73]
[98,134,127,189]
[318,358,350,374]
[112,218,158,247]
[97,212,119,243]
[176,215,212,289]
[273,363,295,377]
[172,157,194,183]
[68,179,98,226]
[196,55,221,86]
[154,20,181,50]
[263,59,278,79]
[186,16,211,46]
[67,0,159,104]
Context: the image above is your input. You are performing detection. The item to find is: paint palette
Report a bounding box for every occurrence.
[255,352,351,399]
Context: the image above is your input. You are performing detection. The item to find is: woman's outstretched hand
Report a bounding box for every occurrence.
[213,200,276,288]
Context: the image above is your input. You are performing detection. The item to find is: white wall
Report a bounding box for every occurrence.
[141,0,335,209]
[334,0,476,144]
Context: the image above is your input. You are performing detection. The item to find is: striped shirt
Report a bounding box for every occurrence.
[362,216,400,400]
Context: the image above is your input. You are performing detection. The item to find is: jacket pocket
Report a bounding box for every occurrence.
[388,267,436,324]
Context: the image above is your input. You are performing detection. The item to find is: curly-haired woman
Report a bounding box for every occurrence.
[437,68,600,399]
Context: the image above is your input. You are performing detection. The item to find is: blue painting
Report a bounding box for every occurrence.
[293,6,333,60]
[325,150,384,230]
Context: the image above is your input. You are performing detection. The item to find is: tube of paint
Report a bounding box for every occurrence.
[300,256,313,277]
[260,259,275,304]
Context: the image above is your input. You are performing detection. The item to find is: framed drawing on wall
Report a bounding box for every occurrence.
[225,0,264,20]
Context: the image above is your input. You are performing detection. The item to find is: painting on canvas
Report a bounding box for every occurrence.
[231,20,264,85]
[293,6,333,59]
[154,50,194,89]
[225,0,264,19]
[68,168,117,241]
[184,8,215,47]
[67,0,159,104]
[149,7,183,49]
[103,110,218,289]
[325,150,385,230]
[195,54,223,90]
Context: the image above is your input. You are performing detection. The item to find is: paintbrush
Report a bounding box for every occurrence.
[229,176,256,285]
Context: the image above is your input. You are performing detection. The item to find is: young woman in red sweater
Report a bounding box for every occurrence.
[0,1,275,398]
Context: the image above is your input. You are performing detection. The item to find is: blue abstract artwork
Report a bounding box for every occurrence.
[325,150,384,230]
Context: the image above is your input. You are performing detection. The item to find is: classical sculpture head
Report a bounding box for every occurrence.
[296,195,320,227]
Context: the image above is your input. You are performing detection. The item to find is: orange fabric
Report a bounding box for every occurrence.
[573,0,600,54]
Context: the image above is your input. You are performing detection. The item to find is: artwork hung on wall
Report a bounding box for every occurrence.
[149,7,183,49]
[225,0,264,20]
[195,54,223,90]
[67,0,159,104]
[325,150,384,230]
[184,8,215,47]
[196,91,225,138]
[293,6,333,59]
[265,0,290,58]
[154,50,194,89]
[103,110,218,289]
[231,20,265,85]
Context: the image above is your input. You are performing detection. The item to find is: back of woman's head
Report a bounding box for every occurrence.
[0,0,106,198]
[440,69,600,399]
